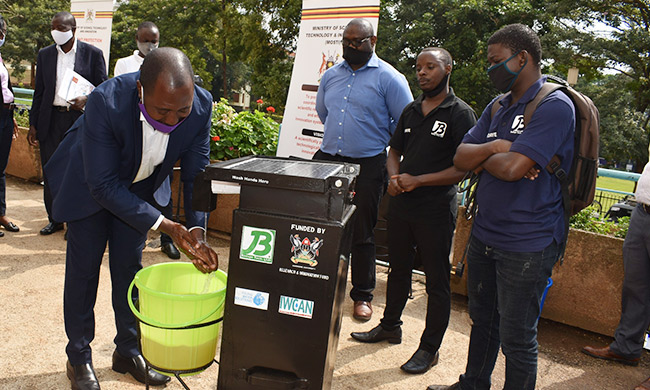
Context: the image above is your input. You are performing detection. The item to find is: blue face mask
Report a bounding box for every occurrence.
[0,35,5,48]
[487,51,527,92]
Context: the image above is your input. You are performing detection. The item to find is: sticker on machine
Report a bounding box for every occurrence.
[289,234,324,267]
[278,295,314,319]
[234,287,269,311]
[240,226,276,264]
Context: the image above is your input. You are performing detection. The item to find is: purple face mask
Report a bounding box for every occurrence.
[138,86,187,133]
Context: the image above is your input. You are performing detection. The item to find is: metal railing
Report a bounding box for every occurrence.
[13,87,33,107]
[595,168,641,213]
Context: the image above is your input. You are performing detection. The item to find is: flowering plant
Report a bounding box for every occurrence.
[210,98,280,160]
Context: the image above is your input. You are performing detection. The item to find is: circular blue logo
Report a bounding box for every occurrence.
[253,293,265,306]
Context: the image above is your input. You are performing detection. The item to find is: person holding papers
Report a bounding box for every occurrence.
[27,11,107,236]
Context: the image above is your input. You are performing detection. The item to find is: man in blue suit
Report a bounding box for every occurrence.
[45,47,219,390]
[28,11,107,236]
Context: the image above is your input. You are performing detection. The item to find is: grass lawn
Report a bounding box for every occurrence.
[596,176,636,193]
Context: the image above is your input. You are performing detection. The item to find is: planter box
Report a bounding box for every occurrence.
[7,126,42,183]
[451,207,624,336]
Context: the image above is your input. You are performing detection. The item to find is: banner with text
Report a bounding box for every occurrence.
[71,0,113,73]
[276,0,380,158]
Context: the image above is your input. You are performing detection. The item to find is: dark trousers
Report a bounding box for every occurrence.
[64,208,145,364]
[380,210,455,354]
[40,110,82,223]
[611,204,650,358]
[313,149,386,302]
[459,236,559,390]
[0,107,13,216]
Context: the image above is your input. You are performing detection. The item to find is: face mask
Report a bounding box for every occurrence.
[137,41,158,57]
[138,86,187,134]
[51,29,73,46]
[422,73,449,98]
[487,51,527,92]
[343,46,373,66]
[0,37,5,48]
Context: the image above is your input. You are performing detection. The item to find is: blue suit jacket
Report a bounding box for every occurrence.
[44,71,212,234]
[29,40,108,141]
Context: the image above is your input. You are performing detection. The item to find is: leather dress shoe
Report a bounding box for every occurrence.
[161,242,181,259]
[401,349,439,374]
[66,360,100,390]
[1,221,19,232]
[353,301,372,321]
[428,383,460,390]
[112,350,170,385]
[351,324,402,344]
[582,345,639,366]
[635,376,650,390]
[0,230,3,237]
[40,222,64,235]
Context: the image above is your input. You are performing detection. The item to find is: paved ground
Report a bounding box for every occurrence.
[0,176,648,389]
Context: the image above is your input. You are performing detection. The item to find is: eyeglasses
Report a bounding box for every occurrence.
[341,36,371,48]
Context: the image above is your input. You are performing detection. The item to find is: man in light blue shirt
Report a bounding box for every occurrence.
[314,18,412,321]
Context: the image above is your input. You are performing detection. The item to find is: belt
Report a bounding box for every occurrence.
[53,105,72,112]
[2,103,15,110]
[642,203,650,214]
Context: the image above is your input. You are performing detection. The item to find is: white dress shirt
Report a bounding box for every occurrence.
[134,112,170,230]
[114,50,144,77]
[53,38,77,107]
[0,53,14,104]
[636,158,650,205]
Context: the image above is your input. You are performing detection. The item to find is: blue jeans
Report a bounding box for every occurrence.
[459,236,559,390]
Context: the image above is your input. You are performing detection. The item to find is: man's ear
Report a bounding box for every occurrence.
[370,35,378,47]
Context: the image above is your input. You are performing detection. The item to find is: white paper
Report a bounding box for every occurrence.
[57,68,95,103]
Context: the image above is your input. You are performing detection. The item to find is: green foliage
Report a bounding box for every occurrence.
[569,205,629,238]
[209,98,279,160]
[14,107,29,127]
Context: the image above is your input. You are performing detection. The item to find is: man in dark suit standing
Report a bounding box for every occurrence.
[27,11,107,236]
[45,47,219,390]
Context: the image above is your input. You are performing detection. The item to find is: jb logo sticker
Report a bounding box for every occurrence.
[240,226,276,264]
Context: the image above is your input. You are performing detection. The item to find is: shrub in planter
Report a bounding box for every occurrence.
[14,106,30,128]
[209,98,279,161]
[569,205,629,238]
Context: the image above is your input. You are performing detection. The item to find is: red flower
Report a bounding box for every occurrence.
[211,135,220,141]
[256,99,263,104]
[229,146,234,150]
[266,106,276,113]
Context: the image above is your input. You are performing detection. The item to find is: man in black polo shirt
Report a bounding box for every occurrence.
[351,47,476,374]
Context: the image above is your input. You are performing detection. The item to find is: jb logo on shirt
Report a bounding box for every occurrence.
[431,121,447,138]
[510,115,525,135]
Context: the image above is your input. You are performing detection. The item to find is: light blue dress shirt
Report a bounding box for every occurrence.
[316,53,413,158]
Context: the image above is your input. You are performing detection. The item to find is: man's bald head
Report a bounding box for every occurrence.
[52,11,76,29]
[344,18,374,37]
[139,47,194,91]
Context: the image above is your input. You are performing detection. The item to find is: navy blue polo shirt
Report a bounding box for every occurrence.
[462,77,575,252]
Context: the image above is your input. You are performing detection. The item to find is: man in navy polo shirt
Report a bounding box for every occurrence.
[314,18,412,321]
[350,47,476,374]
[428,24,575,390]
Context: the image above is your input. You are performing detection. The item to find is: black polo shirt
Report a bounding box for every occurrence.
[388,88,477,221]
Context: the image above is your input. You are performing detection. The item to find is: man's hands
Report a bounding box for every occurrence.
[27,125,38,147]
[69,95,88,111]
[159,218,218,273]
[388,173,420,196]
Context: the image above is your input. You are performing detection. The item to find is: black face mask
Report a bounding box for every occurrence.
[343,46,373,66]
[422,73,449,98]
[487,51,527,92]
